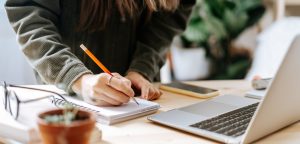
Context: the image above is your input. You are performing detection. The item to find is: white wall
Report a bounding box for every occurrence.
[0,1,36,84]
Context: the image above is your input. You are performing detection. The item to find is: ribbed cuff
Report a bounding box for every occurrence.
[55,63,92,94]
[128,61,157,82]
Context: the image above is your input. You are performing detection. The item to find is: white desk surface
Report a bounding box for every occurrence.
[99,80,300,144]
[2,80,300,144]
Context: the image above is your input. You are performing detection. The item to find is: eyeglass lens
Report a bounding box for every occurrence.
[1,81,68,120]
[0,83,7,109]
[1,82,20,119]
[7,91,19,119]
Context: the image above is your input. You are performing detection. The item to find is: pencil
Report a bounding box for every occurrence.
[80,44,139,105]
[80,44,113,76]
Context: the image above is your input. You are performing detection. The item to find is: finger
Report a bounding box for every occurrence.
[147,87,156,100]
[112,73,122,78]
[82,94,111,106]
[141,86,149,99]
[97,85,130,104]
[149,87,162,100]
[253,75,262,81]
[151,88,161,100]
[85,98,112,107]
[93,92,123,106]
[109,76,134,97]
[159,90,163,95]
[93,98,122,106]
[89,88,123,106]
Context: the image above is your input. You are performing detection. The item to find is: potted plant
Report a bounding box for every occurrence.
[37,103,96,144]
[172,0,265,80]
[171,36,211,80]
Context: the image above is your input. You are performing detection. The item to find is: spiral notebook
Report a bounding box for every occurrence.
[55,96,160,125]
[7,85,160,125]
[1,85,160,143]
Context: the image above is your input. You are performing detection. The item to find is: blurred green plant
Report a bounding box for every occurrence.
[44,103,79,125]
[181,0,265,79]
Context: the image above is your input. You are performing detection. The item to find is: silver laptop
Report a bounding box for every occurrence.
[148,35,300,144]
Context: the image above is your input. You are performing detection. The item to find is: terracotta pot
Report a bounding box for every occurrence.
[37,109,96,144]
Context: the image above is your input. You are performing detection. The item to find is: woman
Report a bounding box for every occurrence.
[5,0,195,106]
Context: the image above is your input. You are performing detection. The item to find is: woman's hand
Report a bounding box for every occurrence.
[72,73,135,106]
[125,71,162,100]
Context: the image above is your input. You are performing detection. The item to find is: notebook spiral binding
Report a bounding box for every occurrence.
[51,97,100,113]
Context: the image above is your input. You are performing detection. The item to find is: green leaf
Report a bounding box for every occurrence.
[238,0,263,11]
[227,59,251,79]
[44,115,64,124]
[43,102,79,125]
[204,15,227,40]
[182,21,208,44]
[223,9,248,38]
[180,0,265,79]
[205,0,225,17]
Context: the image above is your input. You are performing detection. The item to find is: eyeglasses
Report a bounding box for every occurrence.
[1,81,68,120]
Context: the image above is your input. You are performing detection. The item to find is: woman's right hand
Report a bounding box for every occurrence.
[72,73,135,106]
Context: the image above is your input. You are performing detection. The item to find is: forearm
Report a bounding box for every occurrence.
[5,0,92,93]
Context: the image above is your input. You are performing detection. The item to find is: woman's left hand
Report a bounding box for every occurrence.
[125,71,162,100]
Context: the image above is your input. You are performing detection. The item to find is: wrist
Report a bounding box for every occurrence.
[126,71,148,87]
[71,74,92,95]
[127,71,142,78]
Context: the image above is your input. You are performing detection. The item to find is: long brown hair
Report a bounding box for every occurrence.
[78,0,180,32]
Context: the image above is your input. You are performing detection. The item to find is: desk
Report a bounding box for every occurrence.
[2,80,300,144]
[99,80,300,144]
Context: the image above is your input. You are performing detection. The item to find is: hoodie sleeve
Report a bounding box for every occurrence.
[5,0,92,93]
[128,0,195,81]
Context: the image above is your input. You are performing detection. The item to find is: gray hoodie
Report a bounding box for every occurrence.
[5,0,195,93]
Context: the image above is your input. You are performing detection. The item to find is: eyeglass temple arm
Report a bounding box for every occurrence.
[20,95,53,103]
[8,84,67,101]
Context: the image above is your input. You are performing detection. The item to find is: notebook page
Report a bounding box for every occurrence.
[65,97,160,120]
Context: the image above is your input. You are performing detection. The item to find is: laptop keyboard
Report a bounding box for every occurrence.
[190,102,259,137]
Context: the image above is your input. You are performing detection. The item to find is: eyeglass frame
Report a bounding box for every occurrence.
[1,81,68,120]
